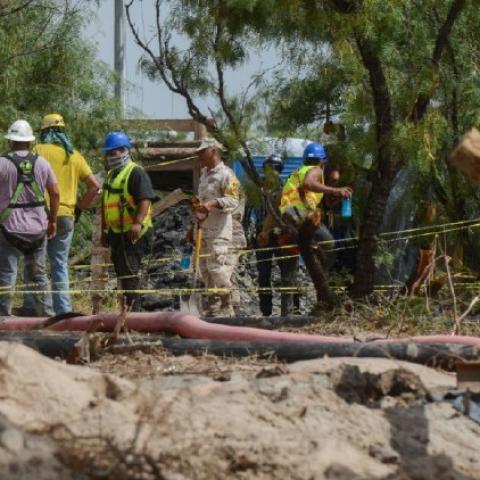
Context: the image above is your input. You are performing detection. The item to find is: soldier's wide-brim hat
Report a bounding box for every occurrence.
[196,137,225,153]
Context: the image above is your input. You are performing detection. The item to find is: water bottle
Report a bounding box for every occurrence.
[341,197,352,218]
[180,254,191,270]
[180,245,192,270]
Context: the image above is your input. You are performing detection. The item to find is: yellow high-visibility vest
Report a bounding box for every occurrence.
[279,165,324,223]
[102,161,152,235]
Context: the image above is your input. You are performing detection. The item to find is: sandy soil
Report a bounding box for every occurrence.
[0,342,478,479]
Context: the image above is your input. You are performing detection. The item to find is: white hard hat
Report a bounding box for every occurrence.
[5,119,35,142]
[196,137,224,152]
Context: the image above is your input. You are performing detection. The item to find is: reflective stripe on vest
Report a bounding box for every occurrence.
[279,165,324,216]
[102,161,152,234]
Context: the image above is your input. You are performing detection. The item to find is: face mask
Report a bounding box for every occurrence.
[106,149,131,171]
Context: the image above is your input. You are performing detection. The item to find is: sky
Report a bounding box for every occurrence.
[83,1,277,120]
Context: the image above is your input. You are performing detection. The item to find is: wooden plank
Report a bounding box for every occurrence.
[143,158,195,172]
[137,147,198,158]
[152,189,190,217]
[457,361,480,391]
[449,128,480,184]
[125,118,199,132]
[133,140,202,149]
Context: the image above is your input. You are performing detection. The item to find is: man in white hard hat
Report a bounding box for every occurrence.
[19,113,100,316]
[193,137,240,316]
[0,120,60,317]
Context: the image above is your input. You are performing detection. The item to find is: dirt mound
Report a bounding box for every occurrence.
[0,415,71,480]
[0,343,479,479]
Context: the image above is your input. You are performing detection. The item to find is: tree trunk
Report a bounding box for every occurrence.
[351,34,395,296]
[351,0,466,296]
[351,170,397,296]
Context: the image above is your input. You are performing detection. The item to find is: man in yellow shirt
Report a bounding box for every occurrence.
[21,113,100,315]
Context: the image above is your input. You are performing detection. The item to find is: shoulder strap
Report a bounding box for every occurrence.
[103,163,136,194]
[0,153,45,225]
[5,151,38,169]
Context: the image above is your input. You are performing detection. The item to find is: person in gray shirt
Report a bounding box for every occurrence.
[0,120,59,317]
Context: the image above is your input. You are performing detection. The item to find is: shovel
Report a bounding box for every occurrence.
[180,221,203,315]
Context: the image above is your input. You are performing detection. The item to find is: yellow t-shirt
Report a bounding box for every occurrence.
[35,144,92,217]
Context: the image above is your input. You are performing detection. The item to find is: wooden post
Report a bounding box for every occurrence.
[193,121,207,194]
[91,207,110,314]
[193,121,207,141]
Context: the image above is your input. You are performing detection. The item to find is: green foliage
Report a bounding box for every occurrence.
[127,0,480,283]
[242,178,262,209]
[373,240,395,270]
[0,0,119,153]
[258,1,480,251]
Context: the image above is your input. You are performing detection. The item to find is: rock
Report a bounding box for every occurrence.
[142,297,174,311]
[256,365,289,378]
[173,272,189,283]
[146,202,320,316]
[257,380,290,402]
[368,443,400,464]
[0,428,24,452]
[331,365,429,407]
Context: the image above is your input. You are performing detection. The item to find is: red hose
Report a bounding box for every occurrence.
[0,312,479,347]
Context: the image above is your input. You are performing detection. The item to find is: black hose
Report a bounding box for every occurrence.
[1,332,478,370]
[157,338,479,370]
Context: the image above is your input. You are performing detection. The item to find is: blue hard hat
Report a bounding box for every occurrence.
[103,131,132,152]
[303,142,328,163]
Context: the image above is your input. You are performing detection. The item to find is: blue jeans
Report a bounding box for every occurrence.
[0,230,53,316]
[24,216,74,315]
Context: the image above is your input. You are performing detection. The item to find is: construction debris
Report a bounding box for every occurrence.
[449,128,480,184]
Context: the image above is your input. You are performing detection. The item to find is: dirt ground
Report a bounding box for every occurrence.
[0,341,479,480]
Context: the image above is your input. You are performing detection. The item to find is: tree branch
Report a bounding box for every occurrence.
[126,0,292,234]
[0,1,78,66]
[210,14,290,231]
[355,34,394,171]
[0,0,36,18]
[409,0,467,123]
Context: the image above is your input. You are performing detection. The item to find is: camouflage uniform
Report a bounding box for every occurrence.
[198,161,240,316]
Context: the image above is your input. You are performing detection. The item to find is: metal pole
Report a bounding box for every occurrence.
[114,0,126,117]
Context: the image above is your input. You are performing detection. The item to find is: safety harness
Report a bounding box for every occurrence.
[102,161,152,237]
[0,152,49,254]
[0,152,46,224]
[279,165,324,226]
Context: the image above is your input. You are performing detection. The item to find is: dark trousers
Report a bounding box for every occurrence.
[108,230,151,311]
[256,237,300,316]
